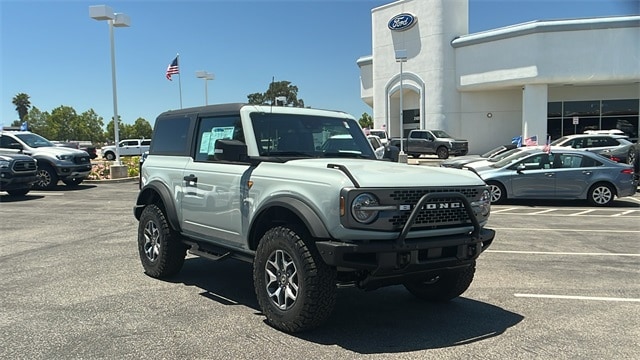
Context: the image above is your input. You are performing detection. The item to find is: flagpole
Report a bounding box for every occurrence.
[177,53,183,109]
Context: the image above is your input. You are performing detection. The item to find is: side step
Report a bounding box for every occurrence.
[183,240,253,263]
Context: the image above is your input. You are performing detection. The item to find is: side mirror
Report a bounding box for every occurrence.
[516,163,526,173]
[212,139,248,162]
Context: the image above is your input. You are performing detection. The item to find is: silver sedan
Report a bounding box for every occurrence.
[466,148,637,206]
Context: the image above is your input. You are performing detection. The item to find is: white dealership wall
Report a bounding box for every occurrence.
[358,0,640,153]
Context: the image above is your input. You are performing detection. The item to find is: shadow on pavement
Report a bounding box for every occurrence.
[165,257,523,353]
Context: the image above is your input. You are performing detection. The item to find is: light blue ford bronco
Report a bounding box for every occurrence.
[134,103,495,333]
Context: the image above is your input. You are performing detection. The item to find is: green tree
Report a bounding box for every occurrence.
[358,112,373,129]
[247,80,305,107]
[12,93,31,122]
[77,109,106,143]
[104,116,123,144]
[25,107,51,136]
[49,106,78,141]
[130,117,153,139]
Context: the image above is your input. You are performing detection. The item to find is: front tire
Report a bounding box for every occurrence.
[105,152,115,161]
[587,183,614,206]
[487,181,507,204]
[404,261,476,301]
[137,204,186,278]
[436,146,450,159]
[253,225,336,333]
[34,164,58,190]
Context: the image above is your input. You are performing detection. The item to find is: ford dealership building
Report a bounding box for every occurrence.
[358,0,640,153]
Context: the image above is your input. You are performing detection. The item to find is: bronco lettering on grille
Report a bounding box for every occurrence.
[399,202,463,211]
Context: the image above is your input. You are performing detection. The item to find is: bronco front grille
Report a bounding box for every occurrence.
[388,188,477,229]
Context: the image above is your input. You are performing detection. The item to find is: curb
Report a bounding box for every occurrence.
[84,177,139,184]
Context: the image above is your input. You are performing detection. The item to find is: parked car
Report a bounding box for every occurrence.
[368,129,390,145]
[467,147,637,206]
[366,135,386,159]
[0,151,38,196]
[52,141,98,160]
[550,133,632,154]
[0,131,92,189]
[441,144,516,169]
[390,129,468,159]
[598,143,636,165]
[102,139,151,160]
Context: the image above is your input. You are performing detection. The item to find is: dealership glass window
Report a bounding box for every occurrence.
[547,99,639,140]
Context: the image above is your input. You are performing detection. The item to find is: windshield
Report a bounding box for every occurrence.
[481,145,508,158]
[15,133,55,148]
[432,130,452,138]
[492,149,535,168]
[487,147,522,162]
[250,113,376,159]
[369,130,387,140]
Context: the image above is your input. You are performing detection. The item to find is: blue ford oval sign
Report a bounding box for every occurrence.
[388,13,416,31]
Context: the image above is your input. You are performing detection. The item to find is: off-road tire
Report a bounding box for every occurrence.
[253,225,336,333]
[587,182,615,206]
[404,261,476,301]
[138,204,186,278]
[436,146,450,159]
[6,188,30,196]
[34,163,58,190]
[487,181,507,204]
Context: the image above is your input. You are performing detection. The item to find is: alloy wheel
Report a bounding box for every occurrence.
[265,249,299,310]
[143,220,161,262]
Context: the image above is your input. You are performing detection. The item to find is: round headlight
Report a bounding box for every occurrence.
[351,193,380,224]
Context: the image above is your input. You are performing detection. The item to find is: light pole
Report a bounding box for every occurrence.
[395,49,408,162]
[89,5,130,165]
[195,71,214,106]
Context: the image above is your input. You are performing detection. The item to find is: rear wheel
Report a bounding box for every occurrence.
[253,225,336,333]
[404,262,476,301]
[137,204,187,278]
[436,146,450,159]
[34,164,58,190]
[587,183,614,206]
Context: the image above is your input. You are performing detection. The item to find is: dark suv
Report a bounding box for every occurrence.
[0,152,38,196]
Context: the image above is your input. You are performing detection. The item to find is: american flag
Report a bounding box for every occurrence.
[524,135,538,146]
[166,56,179,80]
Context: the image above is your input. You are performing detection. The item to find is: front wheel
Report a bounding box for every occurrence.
[253,225,336,333]
[487,181,507,204]
[587,183,615,206]
[104,152,115,161]
[404,261,476,301]
[137,204,187,278]
[34,164,58,190]
[436,146,450,159]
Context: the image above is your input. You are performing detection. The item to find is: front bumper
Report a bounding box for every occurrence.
[56,164,92,179]
[0,172,38,190]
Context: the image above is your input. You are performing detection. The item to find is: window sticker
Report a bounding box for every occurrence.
[201,127,235,154]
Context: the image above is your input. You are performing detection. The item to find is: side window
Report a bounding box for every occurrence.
[194,115,243,162]
[150,116,193,155]
[141,140,151,146]
[580,156,602,168]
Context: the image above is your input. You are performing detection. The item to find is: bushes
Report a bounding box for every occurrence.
[88,156,141,180]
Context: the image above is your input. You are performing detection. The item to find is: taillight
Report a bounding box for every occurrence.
[621,168,634,175]
[609,156,621,162]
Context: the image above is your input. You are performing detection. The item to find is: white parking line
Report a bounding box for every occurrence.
[491,227,639,233]
[26,192,66,196]
[569,209,595,216]
[514,293,640,302]
[529,209,557,215]
[487,250,640,257]
[491,207,518,213]
[612,210,636,217]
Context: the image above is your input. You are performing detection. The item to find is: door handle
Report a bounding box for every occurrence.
[184,174,198,186]
[581,171,592,175]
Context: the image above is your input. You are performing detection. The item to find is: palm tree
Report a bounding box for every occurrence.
[12,93,31,122]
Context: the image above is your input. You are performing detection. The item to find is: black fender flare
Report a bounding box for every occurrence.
[134,181,182,233]
[250,196,330,240]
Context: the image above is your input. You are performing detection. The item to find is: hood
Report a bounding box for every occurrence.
[0,152,33,161]
[30,146,88,156]
[285,158,485,187]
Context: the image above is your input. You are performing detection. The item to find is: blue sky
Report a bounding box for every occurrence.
[1,0,639,130]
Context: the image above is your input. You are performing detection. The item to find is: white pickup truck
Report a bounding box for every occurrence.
[101,139,151,160]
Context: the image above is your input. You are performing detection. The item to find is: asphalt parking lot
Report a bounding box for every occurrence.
[1,180,639,359]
